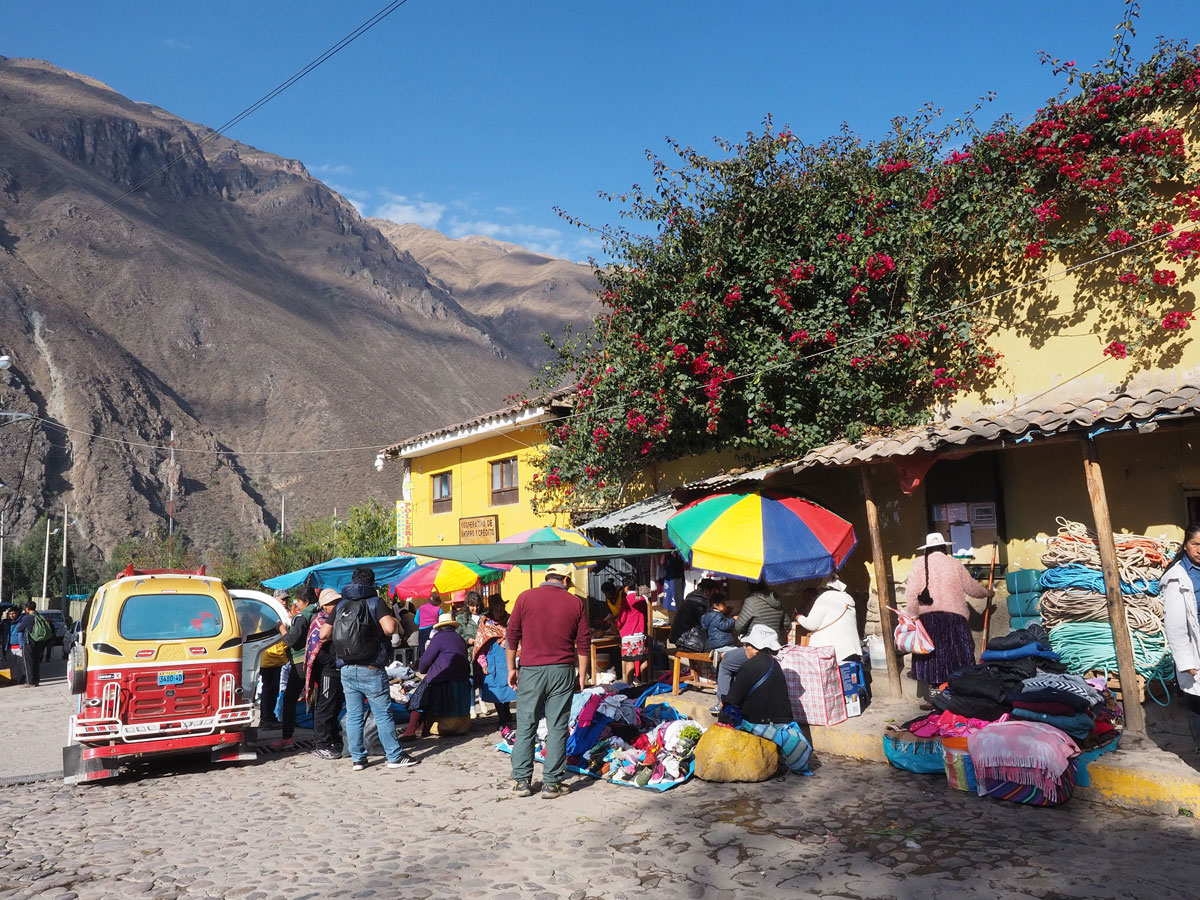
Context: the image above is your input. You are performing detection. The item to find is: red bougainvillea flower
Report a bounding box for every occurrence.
[1103,341,1128,359]
[1116,272,1140,285]
[1152,269,1177,287]
[1033,199,1060,222]
[672,343,689,358]
[865,253,896,280]
[1151,220,1174,236]
[1106,229,1133,246]
[1024,240,1046,259]
[1161,310,1195,330]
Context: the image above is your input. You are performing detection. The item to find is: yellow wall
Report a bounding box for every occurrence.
[405,423,578,603]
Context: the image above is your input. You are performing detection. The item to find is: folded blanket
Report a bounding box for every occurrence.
[967,721,1080,802]
[1009,707,1094,741]
[948,668,1014,705]
[987,624,1051,652]
[980,643,1061,663]
[1010,688,1093,712]
[1019,673,1104,708]
[930,690,1010,721]
[1010,699,1080,717]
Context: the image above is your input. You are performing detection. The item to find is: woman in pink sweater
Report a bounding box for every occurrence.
[904,532,991,689]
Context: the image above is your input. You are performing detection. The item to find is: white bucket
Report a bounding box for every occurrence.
[864,634,886,669]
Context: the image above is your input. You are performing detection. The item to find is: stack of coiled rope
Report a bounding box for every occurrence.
[1039,518,1178,680]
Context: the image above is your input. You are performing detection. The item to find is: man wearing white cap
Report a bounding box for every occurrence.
[506,563,590,799]
[794,577,861,663]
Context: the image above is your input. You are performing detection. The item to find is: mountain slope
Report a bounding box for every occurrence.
[371,221,600,363]
[0,56,588,563]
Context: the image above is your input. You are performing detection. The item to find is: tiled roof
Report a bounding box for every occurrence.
[793,384,1200,471]
[379,387,574,458]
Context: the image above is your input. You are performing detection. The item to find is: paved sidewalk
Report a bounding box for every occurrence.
[2,677,1199,898]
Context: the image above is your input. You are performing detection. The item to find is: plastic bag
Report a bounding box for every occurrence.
[889,608,935,655]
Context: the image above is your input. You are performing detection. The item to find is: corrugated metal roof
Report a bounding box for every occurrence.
[793,384,1200,471]
[579,492,676,531]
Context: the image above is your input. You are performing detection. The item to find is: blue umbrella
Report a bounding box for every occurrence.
[261,555,417,591]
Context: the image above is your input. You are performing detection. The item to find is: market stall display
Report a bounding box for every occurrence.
[1036,518,1177,695]
[495,684,709,791]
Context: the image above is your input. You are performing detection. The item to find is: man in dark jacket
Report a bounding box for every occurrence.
[670,578,718,644]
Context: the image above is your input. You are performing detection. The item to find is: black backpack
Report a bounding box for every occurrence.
[331,597,381,663]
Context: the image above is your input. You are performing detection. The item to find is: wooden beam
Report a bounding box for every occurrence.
[861,464,902,696]
[1080,435,1146,734]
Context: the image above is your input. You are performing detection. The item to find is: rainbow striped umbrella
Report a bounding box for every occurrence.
[666,492,856,582]
[388,558,504,598]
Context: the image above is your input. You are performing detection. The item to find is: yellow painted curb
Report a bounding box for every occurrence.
[1078,759,1200,817]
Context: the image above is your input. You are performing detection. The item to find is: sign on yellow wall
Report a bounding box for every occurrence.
[460,515,498,544]
[396,500,413,549]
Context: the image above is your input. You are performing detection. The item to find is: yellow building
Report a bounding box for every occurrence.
[377,391,579,603]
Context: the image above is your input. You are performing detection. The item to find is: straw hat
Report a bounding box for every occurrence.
[917,532,952,551]
[432,613,460,630]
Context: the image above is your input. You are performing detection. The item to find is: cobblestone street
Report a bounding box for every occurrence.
[1,692,1198,900]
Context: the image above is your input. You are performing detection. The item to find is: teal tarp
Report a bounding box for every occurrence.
[261,555,416,591]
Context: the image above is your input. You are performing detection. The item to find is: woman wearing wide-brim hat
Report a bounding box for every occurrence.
[402,613,472,739]
[904,532,992,695]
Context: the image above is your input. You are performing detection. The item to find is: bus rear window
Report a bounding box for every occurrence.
[119,594,223,641]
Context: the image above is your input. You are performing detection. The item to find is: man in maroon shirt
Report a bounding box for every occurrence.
[506,563,590,799]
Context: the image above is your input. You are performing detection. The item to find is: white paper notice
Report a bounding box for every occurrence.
[950,523,973,555]
[946,502,970,523]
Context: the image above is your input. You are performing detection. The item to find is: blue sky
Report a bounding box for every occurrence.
[4,1,1196,261]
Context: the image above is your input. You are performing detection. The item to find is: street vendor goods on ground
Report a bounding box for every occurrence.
[879,518,1181,807]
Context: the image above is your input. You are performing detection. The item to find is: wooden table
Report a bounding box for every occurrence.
[589,635,619,685]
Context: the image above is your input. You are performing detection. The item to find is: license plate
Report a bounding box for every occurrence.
[157,671,184,686]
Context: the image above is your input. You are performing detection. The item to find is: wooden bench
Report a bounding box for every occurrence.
[671,650,713,694]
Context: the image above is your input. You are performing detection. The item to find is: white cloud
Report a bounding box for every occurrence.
[372,193,446,229]
[161,37,192,51]
[448,219,566,255]
[311,163,355,176]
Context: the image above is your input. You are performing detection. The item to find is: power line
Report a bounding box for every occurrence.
[32,0,412,247]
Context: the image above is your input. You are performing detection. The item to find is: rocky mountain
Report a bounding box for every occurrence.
[0,57,596,567]
[370,221,599,363]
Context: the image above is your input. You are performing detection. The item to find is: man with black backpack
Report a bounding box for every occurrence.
[318,568,416,771]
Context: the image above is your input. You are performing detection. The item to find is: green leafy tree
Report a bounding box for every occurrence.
[333,498,394,558]
[99,527,202,582]
[534,26,1200,512]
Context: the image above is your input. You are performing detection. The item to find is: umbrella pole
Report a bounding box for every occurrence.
[529,565,534,590]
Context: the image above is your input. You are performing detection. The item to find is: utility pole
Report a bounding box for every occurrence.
[167,429,178,565]
[41,518,55,603]
[1,510,5,605]
[60,502,69,620]
[280,493,286,535]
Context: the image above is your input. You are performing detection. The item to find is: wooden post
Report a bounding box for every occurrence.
[861,465,902,696]
[1080,436,1146,735]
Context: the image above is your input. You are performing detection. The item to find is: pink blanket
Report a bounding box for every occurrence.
[967,721,1080,802]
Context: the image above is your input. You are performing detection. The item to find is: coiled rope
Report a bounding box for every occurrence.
[1047,621,1175,685]
[1039,588,1165,635]
[1040,517,1177,585]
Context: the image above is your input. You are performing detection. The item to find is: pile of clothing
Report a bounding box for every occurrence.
[495,683,707,791]
[925,624,1067,721]
[579,720,705,788]
[911,625,1121,751]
